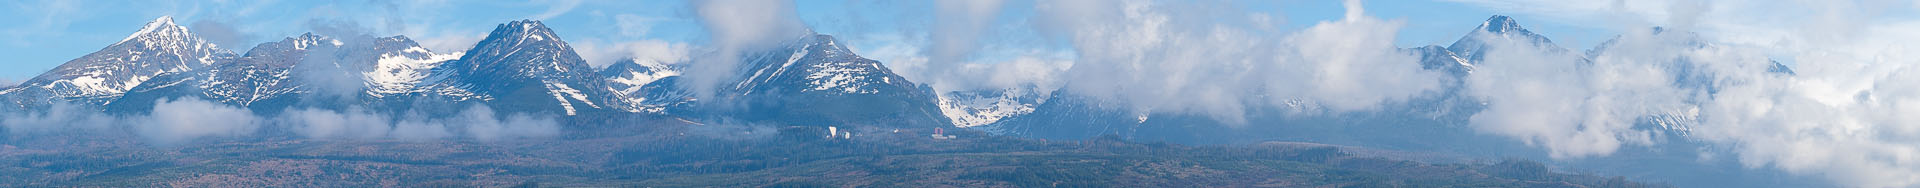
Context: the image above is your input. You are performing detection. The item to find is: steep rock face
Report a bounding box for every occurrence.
[0,16,235,109]
[424,20,615,116]
[694,34,953,128]
[1412,45,1474,77]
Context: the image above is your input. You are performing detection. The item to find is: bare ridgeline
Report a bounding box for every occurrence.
[0,16,1668,187]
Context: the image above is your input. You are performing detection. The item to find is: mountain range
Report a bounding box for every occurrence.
[0,16,953,131]
[0,14,1796,187]
[0,15,1797,140]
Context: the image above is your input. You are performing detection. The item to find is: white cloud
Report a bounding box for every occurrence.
[615,14,663,37]
[1463,29,1698,159]
[529,0,583,20]
[1,102,115,135]
[685,0,810,98]
[574,39,695,68]
[281,107,396,140]
[1029,0,1445,123]
[133,98,261,146]
[451,105,561,141]
[923,0,1008,83]
[4,99,559,145]
[277,105,560,141]
[858,33,1072,93]
[1279,4,1446,112]
[1446,0,1920,186]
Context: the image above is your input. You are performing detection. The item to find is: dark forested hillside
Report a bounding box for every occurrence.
[0,116,1663,187]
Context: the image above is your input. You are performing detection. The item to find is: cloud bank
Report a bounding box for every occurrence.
[1447,0,1920,186]
[2,99,562,146]
[874,0,1920,186]
[1021,0,1444,123]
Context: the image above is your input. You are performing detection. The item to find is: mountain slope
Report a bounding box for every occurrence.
[696,34,952,128]
[422,20,615,116]
[110,33,456,112]
[0,16,235,109]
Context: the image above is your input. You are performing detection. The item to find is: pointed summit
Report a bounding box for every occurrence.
[487,20,563,43]
[120,16,188,44]
[1477,15,1525,34]
[153,15,175,23]
[1447,15,1559,63]
[426,19,614,116]
[446,19,592,81]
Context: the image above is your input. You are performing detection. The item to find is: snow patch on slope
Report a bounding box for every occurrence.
[937,89,1046,127]
[607,60,679,95]
[543,80,599,116]
[365,50,462,96]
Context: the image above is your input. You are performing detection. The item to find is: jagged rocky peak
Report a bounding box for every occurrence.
[730,34,915,95]
[495,20,562,42]
[425,19,615,116]
[372,36,438,59]
[448,19,593,81]
[230,33,338,66]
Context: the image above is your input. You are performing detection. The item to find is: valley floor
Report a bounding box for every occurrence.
[0,117,1663,187]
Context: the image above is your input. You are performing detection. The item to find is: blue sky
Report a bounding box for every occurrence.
[0,0,1613,81]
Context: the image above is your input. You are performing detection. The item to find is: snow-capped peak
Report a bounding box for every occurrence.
[120,16,184,44]
[731,34,911,95]
[1477,15,1525,34]
[445,19,592,80]
[495,20,562,45]
[1447,15,1558,63]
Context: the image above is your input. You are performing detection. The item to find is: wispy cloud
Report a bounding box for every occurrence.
[573,39,695,68]
[530,0,583,20]
[615,14,665,37]
[1,0,84,47]
[684,0,810,99]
